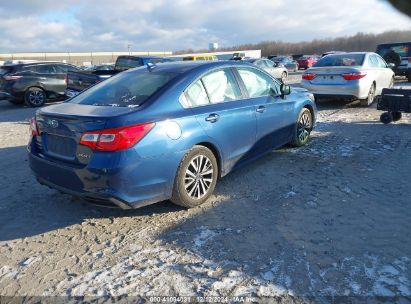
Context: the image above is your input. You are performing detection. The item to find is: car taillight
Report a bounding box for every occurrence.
[79,123,155,152]
[29,117,39,137]
[408,57,411,63]
[65,74,68,85]
[302,73,316,80]
[4,74,22,81]
[341,72,367,80]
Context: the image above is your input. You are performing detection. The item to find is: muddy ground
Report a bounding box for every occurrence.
[0,79,410,302]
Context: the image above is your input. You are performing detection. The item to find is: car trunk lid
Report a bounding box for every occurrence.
[35,103,138,165]
[306,67,362,84]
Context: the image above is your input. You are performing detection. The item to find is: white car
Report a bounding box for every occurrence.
[301,52,395,106]
[244,58,288,83]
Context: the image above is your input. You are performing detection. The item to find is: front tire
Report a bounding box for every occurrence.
[25,87,46,107]
[392,112,402,122]
[171,146,218,208]
[291,108,313,147]
[360,83,375,107]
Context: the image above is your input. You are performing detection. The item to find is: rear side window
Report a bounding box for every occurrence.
[237,68,278,98]
[69,69,178,107]
[377,44,410,57]
[185,80,210,107]
[55,64,78,73]
[35,64,56,74]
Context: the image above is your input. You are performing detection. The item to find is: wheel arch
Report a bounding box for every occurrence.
[195,141,223,178]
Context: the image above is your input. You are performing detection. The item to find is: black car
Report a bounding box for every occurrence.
[0,62,79,107]
[376,42,411,81]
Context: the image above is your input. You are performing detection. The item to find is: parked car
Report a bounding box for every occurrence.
[84,64,115,71]
[28,61,316,209]
[244,58,288,82]
[376,42,411,81]
[65,56,172,98]
[301,52,395,106]
[270,56,299,72]
[298,55,320,69]
[0,62,79,106]
[183,54,218,61]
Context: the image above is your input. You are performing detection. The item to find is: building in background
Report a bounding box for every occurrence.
[209,42,219,51]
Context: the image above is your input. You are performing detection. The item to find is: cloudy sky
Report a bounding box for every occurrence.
[0,0,410,53]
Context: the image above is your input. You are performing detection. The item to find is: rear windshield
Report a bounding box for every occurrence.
[314,54,365,67]
[0,67,13,75]
[115,57,143,70]
[376,44,410,57]
[68,68,178,107]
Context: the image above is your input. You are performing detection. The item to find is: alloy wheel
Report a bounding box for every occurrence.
[297,111,312,143]
[28,90,45,106]
[184,154,214,199]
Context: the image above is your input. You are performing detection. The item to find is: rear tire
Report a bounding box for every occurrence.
[291,108,313,147]
[360,83,375,107]
[25,87,46,107]
[171,146,218,208]
[380,112,393,124]
[392,112,402,122]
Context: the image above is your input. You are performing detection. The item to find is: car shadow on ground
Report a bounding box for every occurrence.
[1,120,411,297]
[153,120,411,297]
[0,144,184,242]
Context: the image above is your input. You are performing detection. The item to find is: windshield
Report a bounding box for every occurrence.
[314,54,365,67]
[68,68,178,107]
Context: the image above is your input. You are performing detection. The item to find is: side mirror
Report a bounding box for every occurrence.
[280,84,291,97]
[387,63,395,69]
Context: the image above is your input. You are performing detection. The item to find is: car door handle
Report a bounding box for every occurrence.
[205,113,219,123]
[256,106,266,113]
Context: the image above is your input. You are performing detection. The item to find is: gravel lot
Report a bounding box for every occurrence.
[0,78,410,301]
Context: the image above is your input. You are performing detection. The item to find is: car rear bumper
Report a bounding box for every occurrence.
[28,141,185,209]
[0,91,16,101]
[301,81,368,99]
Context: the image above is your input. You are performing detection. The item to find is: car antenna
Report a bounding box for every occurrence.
[146,62,156,72]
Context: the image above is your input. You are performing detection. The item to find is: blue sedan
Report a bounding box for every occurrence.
[28,61,316,209]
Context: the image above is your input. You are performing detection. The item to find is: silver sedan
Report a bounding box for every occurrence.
[301,52,394,106]
[245,58,288,83]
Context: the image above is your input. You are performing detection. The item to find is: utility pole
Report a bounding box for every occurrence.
[127,44,132,55]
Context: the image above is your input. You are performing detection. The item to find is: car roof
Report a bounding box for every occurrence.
[322,52,374,56]
[134,60,253,74]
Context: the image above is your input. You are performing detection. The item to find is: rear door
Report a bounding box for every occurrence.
[184,68,257,174]
[34,64,65,97]
[236,67,295,153]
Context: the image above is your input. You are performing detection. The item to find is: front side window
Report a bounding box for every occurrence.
[237,67,278,98]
